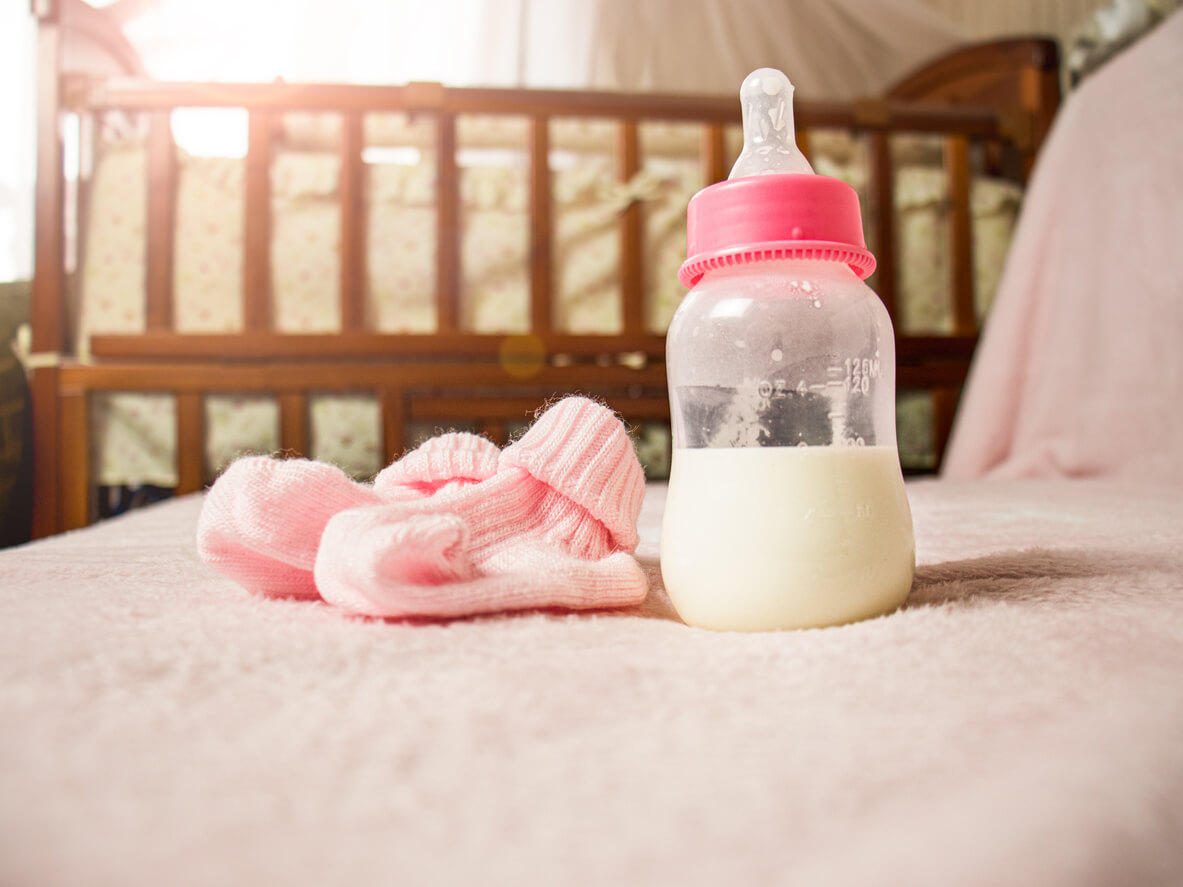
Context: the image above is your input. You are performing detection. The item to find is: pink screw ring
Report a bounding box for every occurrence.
[678,173,876,288]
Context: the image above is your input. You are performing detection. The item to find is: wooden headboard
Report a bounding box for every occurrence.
[888,37,1061,171]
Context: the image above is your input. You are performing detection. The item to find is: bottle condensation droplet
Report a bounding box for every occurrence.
[728,68,814,179]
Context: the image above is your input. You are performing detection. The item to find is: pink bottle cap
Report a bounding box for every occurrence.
[679,175,876,287]
[678,68,876,288]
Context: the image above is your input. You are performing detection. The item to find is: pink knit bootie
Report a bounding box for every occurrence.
[197,433,501,598]
[197,457,380,599]
[374,432,500,500]
[314,397,650,619]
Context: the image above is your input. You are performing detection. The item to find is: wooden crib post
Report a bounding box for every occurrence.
[1018,45,1062,178]
[434,111,460,333]
[380,388,407,468]
[243,112,273,332]
[945,134,976,336]
[528,116,553,334]
[932,388,960,471]
[615,121,644,335]
[338,112,367,332]
[279,392,309,459]
[482,420,509,448]
[59,388,91,530]
[146,112,177,331]
[869,132,898,324]
[937,134,976,471]
[701,124,727,185]
[796,128,812,165]
[30,369,62,537]
[175,393,205,494]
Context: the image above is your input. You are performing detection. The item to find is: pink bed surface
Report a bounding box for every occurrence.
[2,479,1182,886]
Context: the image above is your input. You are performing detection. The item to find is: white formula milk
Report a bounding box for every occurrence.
[661,446,915,631]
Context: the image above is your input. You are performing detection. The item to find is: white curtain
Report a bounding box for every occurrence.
[916,0,1108,45]
[117,0,965,98]
[123,0,502,85]
[581,0,965,98]
[0,6,36,284]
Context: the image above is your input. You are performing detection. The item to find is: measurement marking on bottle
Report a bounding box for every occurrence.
[843,357,881,395]
[756,379,789,399]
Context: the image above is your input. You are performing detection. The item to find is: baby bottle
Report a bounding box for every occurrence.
[661,68,915,632]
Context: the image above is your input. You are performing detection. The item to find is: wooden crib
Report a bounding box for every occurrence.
[28,2,1060,537]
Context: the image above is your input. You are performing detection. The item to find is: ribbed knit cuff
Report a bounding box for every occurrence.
[501,397,645,552]
[375,432,500,496]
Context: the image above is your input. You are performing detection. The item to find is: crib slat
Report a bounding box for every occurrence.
[176,393,205,494]
[60,390,91,531]
[932,388,960,470]
[380,388,407,468]
[30,369,61,538]
[528,116,553,335]
[796,128,812,164]
[1019,66,1058,179]
[435,113,460,333]
[482,420,509,448]
[145,111,177,331]
[702,123,727,184]
[243,111,273,331]
[616,120,644,335]
[869,132,898,324]
[945,134,976,335]
[279,392,309,458]
[339,112,367,331]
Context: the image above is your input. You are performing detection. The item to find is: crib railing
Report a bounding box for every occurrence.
[31,37,1060,535]
[54,360,672,531]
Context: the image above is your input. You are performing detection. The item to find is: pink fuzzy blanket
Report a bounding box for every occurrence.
[2,478,1181,886]
[943,11,1183,485]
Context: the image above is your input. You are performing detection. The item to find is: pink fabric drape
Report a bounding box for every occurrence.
[942,11,1183,485]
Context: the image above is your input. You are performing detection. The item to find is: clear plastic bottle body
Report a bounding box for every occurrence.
[661,259,915,631]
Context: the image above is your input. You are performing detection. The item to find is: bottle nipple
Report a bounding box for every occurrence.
[729,68,814,179]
